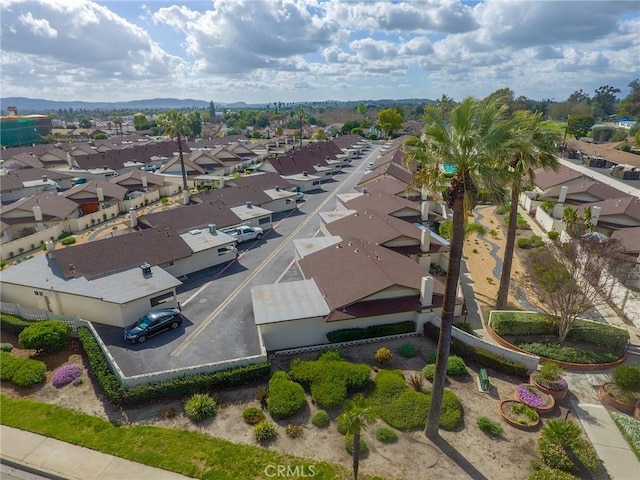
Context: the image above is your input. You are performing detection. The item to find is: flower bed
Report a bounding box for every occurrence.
[515,384,555,414]
[530,371,568,400]
[498,399,540,429]
[52,364,83,388]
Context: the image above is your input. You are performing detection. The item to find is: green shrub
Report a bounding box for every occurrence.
[454,322,476,335]
[422,364,435,381]
[547,231,560,241]
[267,371,306,420]
[477,416,503,436]
[447,356,467,376]
[317,348,343,361]
[61,236,76,245]
[612,365,640,393]
[517,237,532,249]
[374,347,392,363]
[424,321,529,377]
[311,410,330,428]
[326,321,416,343]
[422,356,466,379]
[254,421,278,443]
[0,351,20,381]
[0,343,13,352]
[490,312,557,336]
[256,386,269,408]
[18,320,71,354]
[336,414,348,435]
[399,343,417,358]
[1,314,34,335]
[375,427,398,443]
[369,370,462,431]
[568,320,628,356]
[311,380,347,409]
[243,407,265,425]
[345,434,368,454]
[12,358,47,387]
[496,203,511,215]
[538,435,599,473]
[184,393,218,422]
[540,200,556,215]
[285,424,304,438]
[289,356,371,408]
[527,469,577,480]
[514,340,620,364]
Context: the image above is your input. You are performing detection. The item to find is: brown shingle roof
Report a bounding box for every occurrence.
[298,237,437,310]
[565,138,640,168]
[140,200,242,233]
[49,225,192,280]
[344,190,420,217]
[1,192,79,221]
[61,179,128,202]
[533,165,586,190]
[576,196,640,222]
[539,180,625,203]
[326,209,421,245]
[225,172,295,191]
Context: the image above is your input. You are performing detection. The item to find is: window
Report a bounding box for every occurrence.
[34,291,44,296]
[150,291,174,307]
[159,261,175,268]
[258,217,270,225]
[286,198,294,204]
[217,246,234,256]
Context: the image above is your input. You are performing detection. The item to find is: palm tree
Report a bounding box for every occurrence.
[338,394,376,480]
[156,110,192,193]
[540,419,594,479]
[495,111,560,309]
[405,97,515,438]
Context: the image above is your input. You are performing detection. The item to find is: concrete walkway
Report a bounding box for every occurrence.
[460,205,640,480]
[0,426,193,480]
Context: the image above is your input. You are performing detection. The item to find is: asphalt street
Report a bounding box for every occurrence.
[94,144,383,377]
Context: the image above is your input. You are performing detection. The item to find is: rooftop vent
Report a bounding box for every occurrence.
[275,185,280,191]
[140,263,152,276]
[208,224,217,234]
[303,171,308,176]
[246,201,253,208]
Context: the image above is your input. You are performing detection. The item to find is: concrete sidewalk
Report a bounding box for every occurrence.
[0,426,194,480]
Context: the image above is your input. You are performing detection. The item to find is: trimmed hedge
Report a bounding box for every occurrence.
[423,323,528,377]
[491,312,629,356]
[326,321,416,343]
[0,314,34,335]
[311,410,330,428]
[77,327,271,406]
[289,356,371,408]
[267,371,306,420]
[18,320,71,354]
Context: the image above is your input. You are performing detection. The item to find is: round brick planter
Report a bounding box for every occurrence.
[598,383,635,415]
[530,372,569,401]
[498,399,540,430]
[515,384,556,414]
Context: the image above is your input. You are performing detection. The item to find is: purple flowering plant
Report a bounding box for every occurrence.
[516,383,547,408]
[52,364,82,388]
[533,362,568,391]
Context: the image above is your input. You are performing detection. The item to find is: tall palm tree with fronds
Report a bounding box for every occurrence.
[156,110,192,193]
[496,111,560,309]
[338,394,376,480]
[405,96,515,438]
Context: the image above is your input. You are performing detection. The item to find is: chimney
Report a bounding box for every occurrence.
[421,200,430,221]
[591,205,601,226]
[96,187,104,202]
[141,175,148,188]
[129,208,138,228]
[208,223,217,234]
[45,240,54,253]
[420,276,434,307]
[32,205,43,222]
[421,186,428,201]
[362,187,368,195]
[246,201,252,208]
[421,228,431,252]
[219,177,225,188]
[182,189,189,205]
[558,185,568,204]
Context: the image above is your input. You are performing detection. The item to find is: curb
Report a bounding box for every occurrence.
[1,455,73,480]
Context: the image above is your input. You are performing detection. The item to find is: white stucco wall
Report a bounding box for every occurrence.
[164,248,237,278]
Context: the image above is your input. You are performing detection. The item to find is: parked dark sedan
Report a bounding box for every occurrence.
[123,308,183,344]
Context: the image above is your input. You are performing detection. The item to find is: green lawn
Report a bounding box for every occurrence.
[0,395,384,480]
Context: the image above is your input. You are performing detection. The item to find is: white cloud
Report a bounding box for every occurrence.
[0,0,637,103]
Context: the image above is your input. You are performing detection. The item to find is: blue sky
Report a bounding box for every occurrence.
[1,0,638,104]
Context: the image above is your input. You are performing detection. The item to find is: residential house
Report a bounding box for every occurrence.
[1,168,74,203]
[252,237,455,352]
[0,224,236,327]
[138,200,244,233]
[1,192,81,244]
[61,179,128,215]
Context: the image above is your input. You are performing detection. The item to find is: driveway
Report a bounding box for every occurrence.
[92,145,383,378]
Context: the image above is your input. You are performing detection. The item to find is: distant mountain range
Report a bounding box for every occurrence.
[1,97,432,114]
